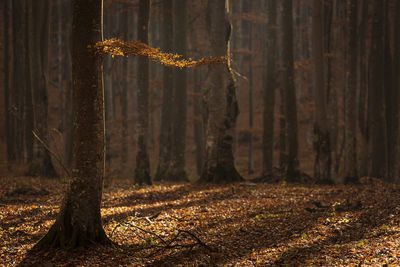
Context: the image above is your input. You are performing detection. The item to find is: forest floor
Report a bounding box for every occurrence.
[1,177,400,266]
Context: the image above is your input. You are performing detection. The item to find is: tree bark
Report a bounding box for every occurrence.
[167,0,188,181]
[120,3,129,173]
[4,0,14,165]
[134,0,152,185]
[262,0,277,175]
[368,0,387,180]
[34,0,109,249]
[154,0,174,181]
[199,0,243,183]
[281,0,299,181]
[193,70,205,177]
[343,0,358,183]
[26,0,57,177]
[312,0,332,183]
[393,0,400,182]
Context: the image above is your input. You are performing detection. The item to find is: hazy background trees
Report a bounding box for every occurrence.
[1,0,399,184]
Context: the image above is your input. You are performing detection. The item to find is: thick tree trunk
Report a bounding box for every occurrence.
[200,0,243,183]
[368,0,387,179]
[167,0,188,181]
[26,0,57,177]
[154,0,174,181]
[312,0,332,183]
[262,0,277,175]
[134,0,152,185]
[343,0,358,183]
[281,0,299,181]
[34,0,109,249]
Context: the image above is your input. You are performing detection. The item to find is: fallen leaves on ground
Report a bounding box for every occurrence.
[1,177,400,266]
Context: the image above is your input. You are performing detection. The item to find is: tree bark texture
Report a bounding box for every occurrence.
[312,0,332,183]
[34,0,109,249]
[26,0,57,177]
[134,0,152,185]
[281,0,299,181]
[368,0,387,180]
[3,0,14,164]
[167,0,188,181]
[200,0,243,183]
[262,0,277,175]
[155,0,174,181]
[343,0,358,183]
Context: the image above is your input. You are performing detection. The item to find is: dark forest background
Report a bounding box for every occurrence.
[0,0,399,184]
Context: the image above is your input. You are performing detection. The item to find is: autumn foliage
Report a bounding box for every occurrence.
[95,38,227,68]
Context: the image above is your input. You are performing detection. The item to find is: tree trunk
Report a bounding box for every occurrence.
[343,0,358,183]
[154,0,173,181]
[262,0,277,175]
[120,3,129,173]
[193,70,204,177]
[200,0,243,183]
[384,0,396,182]
[26,0,57,177]
[34,0,109,249]
[393,0,400,182]
[167,0,188,181]
[312,0,332,183]
[12,0,26,163]
[24,2,33,163]
[4,0,14,165]
[368,0,387,179]
[134,0,152,185]
[281,0,299,181]
[358,0,369,177]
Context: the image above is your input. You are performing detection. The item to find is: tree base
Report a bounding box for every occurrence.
[199,165,243,183]
[34,204,110,249]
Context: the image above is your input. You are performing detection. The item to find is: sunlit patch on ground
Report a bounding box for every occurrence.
[0,177,399,266]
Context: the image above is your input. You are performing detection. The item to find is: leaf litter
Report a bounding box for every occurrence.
[0,177,400,266]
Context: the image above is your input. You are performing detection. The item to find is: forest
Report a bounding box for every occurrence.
[1,0,400,266]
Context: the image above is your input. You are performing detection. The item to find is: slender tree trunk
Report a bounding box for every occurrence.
[12,0,26,163]
[134,0,152,185]
[26,0,57,177]
[282,0,299,181]
[384,0,396,182]
[279,88,287,169]
[393,0,400,182]
[64,4,73,171]
[154,0,173,181]
[35,0,110,249]
[200,0,243,183]
[358,0,369,177]
[24,3,33,163]
[262,0,277,176]
[193,70,204,177]
[120,4,129,173]
[312,0,332,183]
[343,0,358,183]
[4,0,14,166]
[167,0,188,181]
[248,21,254,175]
[57,0,64,132]
[368,0,387,179]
